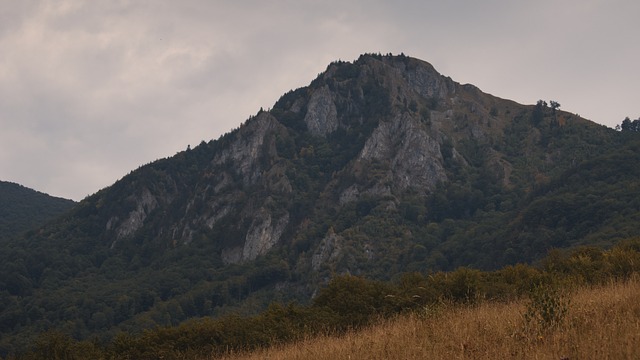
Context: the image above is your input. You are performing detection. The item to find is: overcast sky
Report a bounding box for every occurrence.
[2,1,639,201]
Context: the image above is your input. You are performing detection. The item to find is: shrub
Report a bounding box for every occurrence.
[522,283,569,336]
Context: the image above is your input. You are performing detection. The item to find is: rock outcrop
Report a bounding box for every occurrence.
[106,187,158,245]
[359,112,447,194]
[304,85,338,136]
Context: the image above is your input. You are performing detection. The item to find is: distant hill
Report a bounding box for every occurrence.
[1,53,639,355]
[0,181,75,242]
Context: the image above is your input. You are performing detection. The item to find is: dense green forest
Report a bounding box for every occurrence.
[0,181,75,243]
[8,238,640,359]
[1,54,640,356]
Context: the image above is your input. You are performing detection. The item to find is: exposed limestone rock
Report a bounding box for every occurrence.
[243,209,289,261]
[311,229,342,271]
[405,63,455,99]
[213,112,281,186]
[359,121,393,161]
[222,208,290,264]
[204,202,232,229]
[391,115,447,191]
[108,188,158,245]
[359,113,447,194]
[304,85,338,136]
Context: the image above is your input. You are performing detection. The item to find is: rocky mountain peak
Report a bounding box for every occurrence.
[89,54,537,260]
[1,54,625,353]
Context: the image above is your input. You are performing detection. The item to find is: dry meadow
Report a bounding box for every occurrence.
[217,277,640,360]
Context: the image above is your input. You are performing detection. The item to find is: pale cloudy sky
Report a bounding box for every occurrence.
[1,0,638,201]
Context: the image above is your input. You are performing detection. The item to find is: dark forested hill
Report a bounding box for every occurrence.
[1,53,638,355]
[0,181,75,242]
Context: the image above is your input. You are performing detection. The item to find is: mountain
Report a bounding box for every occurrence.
[0,181,75,242]
[1,53,638,354]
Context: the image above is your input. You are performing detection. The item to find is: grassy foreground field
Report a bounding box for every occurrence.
[218,277,640,360]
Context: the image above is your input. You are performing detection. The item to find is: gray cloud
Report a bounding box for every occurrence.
[1,0,638,200]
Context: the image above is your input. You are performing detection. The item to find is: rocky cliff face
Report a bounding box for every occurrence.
[358,112,447,193]
[222,208,290,264]
[106,187,158,245]
[304,85,338,136]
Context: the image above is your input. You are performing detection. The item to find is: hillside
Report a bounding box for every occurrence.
[220,278,640,360]
[1,53,639,355]
[0,181,75,242]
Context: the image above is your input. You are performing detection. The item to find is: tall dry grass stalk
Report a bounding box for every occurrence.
[216,277,640,360]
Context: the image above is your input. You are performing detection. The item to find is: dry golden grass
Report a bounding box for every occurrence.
[216,277,640,360]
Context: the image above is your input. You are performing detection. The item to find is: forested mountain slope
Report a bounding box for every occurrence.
[0,181,75,243]
[1,53,637,354]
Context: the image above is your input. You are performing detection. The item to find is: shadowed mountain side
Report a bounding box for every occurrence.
[0,181,75,242]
